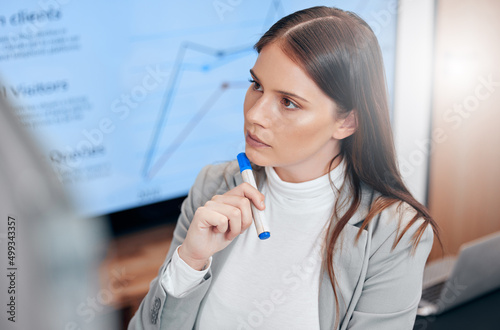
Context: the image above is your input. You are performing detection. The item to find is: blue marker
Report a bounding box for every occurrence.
[237,153,270,240]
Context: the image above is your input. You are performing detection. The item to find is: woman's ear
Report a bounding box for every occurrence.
[332,110,358,140]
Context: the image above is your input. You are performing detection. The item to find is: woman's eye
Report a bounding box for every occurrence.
[248,79,262,91]
[281,98,299,109]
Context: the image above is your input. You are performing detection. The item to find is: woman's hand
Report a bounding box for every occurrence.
[178,182,265,270]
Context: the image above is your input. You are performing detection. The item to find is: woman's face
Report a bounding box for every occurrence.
[244,42,345,182]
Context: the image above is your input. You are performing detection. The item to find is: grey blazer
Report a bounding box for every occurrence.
[128,160,433,330]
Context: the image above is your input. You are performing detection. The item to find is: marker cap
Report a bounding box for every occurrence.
[259,231,270,240]
[237,152,252,172]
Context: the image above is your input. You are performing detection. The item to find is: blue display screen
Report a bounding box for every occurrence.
[0,1,397,217]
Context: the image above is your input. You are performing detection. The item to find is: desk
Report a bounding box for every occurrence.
[101,223,175,328]
[413,288,500,330]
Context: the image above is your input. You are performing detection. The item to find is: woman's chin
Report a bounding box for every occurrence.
[244,147,271,167]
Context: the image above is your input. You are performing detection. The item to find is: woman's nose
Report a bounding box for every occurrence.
[245,94,272,127]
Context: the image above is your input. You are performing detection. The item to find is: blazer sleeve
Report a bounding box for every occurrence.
[346,203,434,330]
[128,164,227,330]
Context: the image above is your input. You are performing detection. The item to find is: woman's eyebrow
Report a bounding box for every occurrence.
[249,69,310,104]
[279,90,310,104]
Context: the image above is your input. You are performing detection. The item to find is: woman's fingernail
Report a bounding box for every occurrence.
[260,201,265,208]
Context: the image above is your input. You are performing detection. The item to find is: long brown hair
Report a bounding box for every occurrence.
[254,5,440,325]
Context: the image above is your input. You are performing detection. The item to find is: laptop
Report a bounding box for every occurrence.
[417,231,500,316]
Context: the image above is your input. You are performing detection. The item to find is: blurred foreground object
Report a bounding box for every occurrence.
[0,95,117,329]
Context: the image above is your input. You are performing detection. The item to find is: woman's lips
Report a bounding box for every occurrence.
[246,132,271,148]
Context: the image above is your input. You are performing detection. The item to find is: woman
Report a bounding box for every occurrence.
[129,6,439,330]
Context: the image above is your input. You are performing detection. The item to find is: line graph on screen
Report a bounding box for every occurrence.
[141,0,285,179]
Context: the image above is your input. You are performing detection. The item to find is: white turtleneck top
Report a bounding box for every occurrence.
[162,161,345,329]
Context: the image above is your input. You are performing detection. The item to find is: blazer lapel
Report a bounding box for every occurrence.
[318,224,369,329]
[318,187,375,329]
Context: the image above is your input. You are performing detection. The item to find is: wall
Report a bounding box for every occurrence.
[393,0,436,204]
[428,0,500,259]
